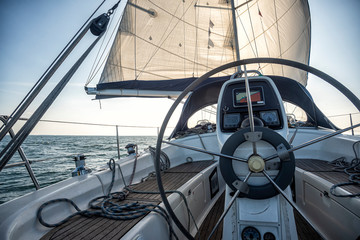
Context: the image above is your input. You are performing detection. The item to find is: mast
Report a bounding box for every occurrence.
[230,0,241,72]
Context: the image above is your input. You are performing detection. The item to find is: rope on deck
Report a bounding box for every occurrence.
[329,141,360,197]
[37,159,178,240]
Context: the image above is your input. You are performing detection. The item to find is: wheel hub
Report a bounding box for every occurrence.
[248,155,265,172]
[219,127,295,199]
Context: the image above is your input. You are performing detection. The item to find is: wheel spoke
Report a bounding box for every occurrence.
[252,142,257,155]
[264,123,360,161]
[262,170,325,239]
[243,171,252,182]
[264,153,278,162]
[262,170,291,203]
[163,140,248,163]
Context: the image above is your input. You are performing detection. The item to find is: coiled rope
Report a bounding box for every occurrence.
[37,157,199,239]
[37,159,178,239]
[329,141,360,197]
[174,120,216,139]
[149,146,170,171]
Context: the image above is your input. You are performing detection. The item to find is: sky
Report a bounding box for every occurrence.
[0,0,359,136]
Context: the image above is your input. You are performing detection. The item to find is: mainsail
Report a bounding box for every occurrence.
[87,0,310,98]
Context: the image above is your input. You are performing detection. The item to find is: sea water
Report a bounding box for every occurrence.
[0,135,157,204]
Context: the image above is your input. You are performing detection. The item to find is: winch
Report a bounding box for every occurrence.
[71,154,92,177]
[125,143,138,156]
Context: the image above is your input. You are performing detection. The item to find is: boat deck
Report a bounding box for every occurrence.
[195,192,225,239]
[41,158,354,240]
[41,160,215,240]
[194,192,322,240]
[296,158,360,195]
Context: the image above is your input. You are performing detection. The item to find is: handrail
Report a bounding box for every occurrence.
[327,112,360,118]
[0,116,40,189]
[16,117,162,129]
[0,115,174,186]
[327,112,360,136]
[3,156,73,169]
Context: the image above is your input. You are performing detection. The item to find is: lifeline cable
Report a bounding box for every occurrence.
[0,29,104,171]
[0,0,107,140]
[0,0,123,170]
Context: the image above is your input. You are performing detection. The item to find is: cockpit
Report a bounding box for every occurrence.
[218,77,285,131]
[170,74,333,140]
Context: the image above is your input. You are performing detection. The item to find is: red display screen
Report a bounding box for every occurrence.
[234,87,264,107]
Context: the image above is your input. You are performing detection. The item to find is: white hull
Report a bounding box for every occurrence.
[0,130,359,239]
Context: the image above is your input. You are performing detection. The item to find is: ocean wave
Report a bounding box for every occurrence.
[0,135,157,204]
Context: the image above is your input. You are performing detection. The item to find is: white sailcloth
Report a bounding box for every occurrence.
[92,0,310,97]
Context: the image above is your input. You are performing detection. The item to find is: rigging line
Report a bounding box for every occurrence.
[227,4,237,73]
[16,117,161,128]
[206,6,212,73]
[134,0,184,79]
[134,0,137,80]
[279,18,310,56]
[236,0,257,16]
[117,21,124,83]
[235,0,253,10]
[220,1,234,75]
[135,0,192,80]
[87,49,110,85]
[86,4,125,86]
[4,154,77,169]
[251,19,310,80]
[148,0,229,38]
[86,3,122,86]
[246,1,261,70]
[243,14,310,80]
[257,1,274,75]
[246,2,259,57]
[192,1,198,77]
[183,0,186,78]
[236,10,258,59]
[273,0,284,76]
[194,4,231,11]
[236,0,299,54]
[0,31,105,169]
[129,32,234,77]
[87,18,113,86]
[0,0,107,138]
[236,0,299,35]
[230,0,241,75]
[108,64,177,80]
[266,7,309,68]
[218,9,225,73]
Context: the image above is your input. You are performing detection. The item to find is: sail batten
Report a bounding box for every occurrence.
[90,0,311,98]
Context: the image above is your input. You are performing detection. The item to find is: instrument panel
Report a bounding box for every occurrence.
[233,86,265,108]
[219,77,283,132]
[241,226,276,240]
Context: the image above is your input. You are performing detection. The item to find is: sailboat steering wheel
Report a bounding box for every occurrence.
[220,126,295,199]
[154,58,360,239]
